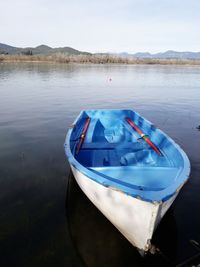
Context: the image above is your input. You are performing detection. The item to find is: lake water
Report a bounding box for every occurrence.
[0,62,200,267]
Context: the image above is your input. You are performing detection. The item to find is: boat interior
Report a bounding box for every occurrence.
[70,110,183,190]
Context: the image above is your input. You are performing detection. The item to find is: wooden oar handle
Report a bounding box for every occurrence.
[76,117,90,154]
[126,117,162,156]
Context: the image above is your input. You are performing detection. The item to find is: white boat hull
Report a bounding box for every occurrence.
[71,165,178,254]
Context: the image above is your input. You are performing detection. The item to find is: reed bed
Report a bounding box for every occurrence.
[1,53,200,65]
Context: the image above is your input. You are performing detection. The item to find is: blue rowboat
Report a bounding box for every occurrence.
[64,109,190,255]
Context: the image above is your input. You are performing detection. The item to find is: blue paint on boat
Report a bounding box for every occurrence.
[64,109,190,202]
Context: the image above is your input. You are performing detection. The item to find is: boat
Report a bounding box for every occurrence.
[64,109,190,255]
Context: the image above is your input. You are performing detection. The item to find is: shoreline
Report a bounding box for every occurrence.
[1,54,200,65]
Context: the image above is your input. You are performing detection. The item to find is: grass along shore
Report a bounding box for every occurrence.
[1,53,200,65]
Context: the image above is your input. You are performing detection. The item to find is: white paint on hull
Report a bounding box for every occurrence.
[71,165,178,253]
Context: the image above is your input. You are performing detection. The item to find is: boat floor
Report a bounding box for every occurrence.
[77,141,172,168]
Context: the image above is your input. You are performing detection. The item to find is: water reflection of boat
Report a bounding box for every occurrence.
[64,109,190,255]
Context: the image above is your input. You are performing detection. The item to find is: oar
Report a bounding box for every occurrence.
[125,117,162,155]
[76,117,90,154]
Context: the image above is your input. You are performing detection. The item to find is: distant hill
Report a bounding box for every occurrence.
[152,50,200,59]
[0,43,91,55]
[125,50,200,59]
[0,43,22,54]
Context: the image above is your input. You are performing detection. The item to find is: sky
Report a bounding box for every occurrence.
[1,0,200,53]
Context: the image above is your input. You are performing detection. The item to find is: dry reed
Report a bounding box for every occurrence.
[1,53,200,65]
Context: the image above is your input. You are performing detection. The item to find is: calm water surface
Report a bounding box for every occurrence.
[0,62,200,267]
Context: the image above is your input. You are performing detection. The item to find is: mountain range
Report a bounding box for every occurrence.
[0,43,91,56]
[118,50,200,59]
[1,43,200,59]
